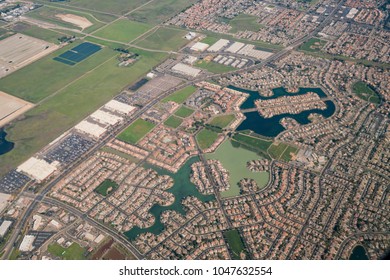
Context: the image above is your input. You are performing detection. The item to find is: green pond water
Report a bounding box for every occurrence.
[124,156,215,240]
[206,140,269,197]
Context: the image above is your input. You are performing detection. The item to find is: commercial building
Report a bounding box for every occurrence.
[207,39,230,52]
[104,100,136,115]
[0,220,12,238]
[75,121,107,139]
[171,63,201,77]
[190,42,209,52]
[17,157,57,182]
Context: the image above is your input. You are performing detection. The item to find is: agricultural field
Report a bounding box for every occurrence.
[48,242,86,260]
[94,179,119,197]
[93,19,152,43]
[352,81,380,104]
[299,38,327,53]
[117,118,156,144]
[164,116,183,128]
[224,229,247,260]
[209,115,235,128]
[196,60,235,74]
[196,129,219,150]
[128,0,197,24]
[228,14,263,33]
[162,86,197,104]
[135,27,188,51]
[174,106,194,118]
[0,48,167,177]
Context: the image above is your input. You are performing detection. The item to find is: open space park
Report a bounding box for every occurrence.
[224,229,247,260]
[209,115,235,128]
[352,81,380,104]
[94,179,119,197]
[162,86,197,104]
[47,242,86,260]
[196,129,220,150]
[93,20,152,43]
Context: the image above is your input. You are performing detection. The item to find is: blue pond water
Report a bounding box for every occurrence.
[229,86,336,137]
[0,129,14,155]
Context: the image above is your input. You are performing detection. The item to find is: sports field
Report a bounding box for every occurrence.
[352,81,380,104]
[135,27,188,51]
[174,106,194,118]
[95,179,119,197]
[164,116,183,128]
[209,115,235,128]
[117,118,156,144]
[196,129,219,150]
[48,242,86,260]
[268,142,298,162]
[228,14,263,33]
[196,60,236,74]
[93,20,152,43]
[162,86,197,104]
[299,38,327,53]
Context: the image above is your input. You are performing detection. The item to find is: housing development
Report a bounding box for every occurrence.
[0,0,388,261]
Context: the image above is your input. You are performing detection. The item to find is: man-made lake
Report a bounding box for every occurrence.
[349,245,369,260]
[229,86,336,137]
[0,129,14,155]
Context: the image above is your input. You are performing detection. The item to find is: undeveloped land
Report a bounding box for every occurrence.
[0,91,34,127]
[56,14,93,30]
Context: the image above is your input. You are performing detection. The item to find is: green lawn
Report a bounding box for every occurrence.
[48,242,86,260]
[299,38,327,52]
[228,14,263,33]
[200,36,219,45]
[209,115,235,128]
[174,106,194,118]
[135,27,188,51]
[196,129,219,150]
[196,60,235,74]
[162,86,197,104]
[93,19,152,43]
[0,47,167,177]
[117,118,156,144]
[280,146,298,162]
[164,116,183,128]
[352,81,380,104]
[224,229,247,260]
[94,179,119,196]
[129,0,197,24]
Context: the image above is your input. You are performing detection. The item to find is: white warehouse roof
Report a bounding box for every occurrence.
[207,39,230,52]
[172,63,201,77]
[225,42,245,54]
[90,110,123,126]
[75,120,107,139]
[17,157,57,182]
[19,235,35,252]
[0,220,12,238]
[104,100,136,115]
[190,42,209,52]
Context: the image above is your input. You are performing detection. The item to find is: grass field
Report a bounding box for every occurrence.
[228,14,263,33]
[352,81,380,104]
[200,36,219,45]
[129,0,197,24]
[0,47,167,177]
[93,19,152,43]
[95,179,119,196]
[11,22,66,44]
[48,242,86,260]
[84,36,128,49]
[135,27,188,51]
[299,38,327,52]
[233,133,272,153]
[164,116,183,128]
[268,142,298,162]
[100,147,139,162]
[117,118,156,144]
[174,106,194,118]
[224,229,247,260]
[196,129,219,150]
[162,86,197,104]
[52,0,146,15]
[196,60,235,74]
[0,40,115,103]
[209,115,235,128]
